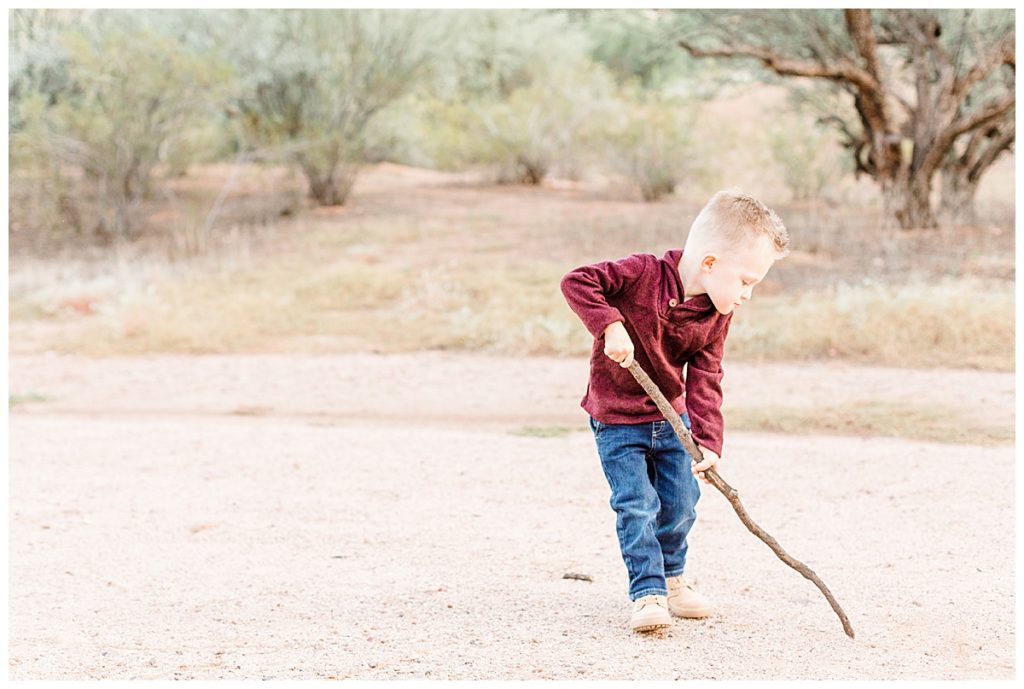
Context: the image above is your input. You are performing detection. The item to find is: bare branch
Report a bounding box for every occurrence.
[892,93,915,118]
[817,113,862,148]
[844,9,883,83]
[677,40,878,93]
[627,360,856,640]
[953,33,1015,99]
[969,120,1015,180]
[925,91,1016,176]
[947,91,1016,141]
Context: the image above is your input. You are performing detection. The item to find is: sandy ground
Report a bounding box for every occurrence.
[8,352,1016,680]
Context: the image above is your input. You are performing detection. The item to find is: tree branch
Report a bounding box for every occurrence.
[844,9,884,84]
[954,33,1015,100]
[626,360,856,640]
[923,91,1015,184]
[947,91,1016,141]
[677,39,878,93]
[969,120,1015,181]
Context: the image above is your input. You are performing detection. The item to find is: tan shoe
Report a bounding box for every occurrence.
[666,575,713,618]
[630,594,672,632]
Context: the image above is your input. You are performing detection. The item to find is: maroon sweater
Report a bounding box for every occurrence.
[560,248,733,456]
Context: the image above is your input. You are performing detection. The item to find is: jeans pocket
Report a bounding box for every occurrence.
[589,416,604,439]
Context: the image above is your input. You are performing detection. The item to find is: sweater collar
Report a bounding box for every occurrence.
[663,248,711,310]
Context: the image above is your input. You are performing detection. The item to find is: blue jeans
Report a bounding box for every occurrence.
[589,411,700,600]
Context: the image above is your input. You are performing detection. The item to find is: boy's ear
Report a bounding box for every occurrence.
[700,253,718,272]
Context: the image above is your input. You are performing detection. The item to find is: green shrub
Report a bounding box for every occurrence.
[14,17,228,239]
[602,90,702,200]
[766,104,851,202]
[462,62,615,184]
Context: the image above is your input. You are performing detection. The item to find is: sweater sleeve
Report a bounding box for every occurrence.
[684,313,732,457]
[559,253,651,339]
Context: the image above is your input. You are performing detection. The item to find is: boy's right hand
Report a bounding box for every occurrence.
[602,321,635,368]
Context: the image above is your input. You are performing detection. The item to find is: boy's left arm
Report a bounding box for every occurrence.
[684,314,733,483]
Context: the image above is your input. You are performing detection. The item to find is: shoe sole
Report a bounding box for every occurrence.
[669,608,712,619]
[632,622,671,632]
[668,601,713,618]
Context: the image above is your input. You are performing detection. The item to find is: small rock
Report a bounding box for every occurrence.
[562,572,593,582]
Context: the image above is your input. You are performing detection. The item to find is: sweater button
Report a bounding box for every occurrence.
[668,298,677,308]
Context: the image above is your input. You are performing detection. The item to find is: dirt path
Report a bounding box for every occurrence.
[8,353,1016,679]
[8,351,1014,430]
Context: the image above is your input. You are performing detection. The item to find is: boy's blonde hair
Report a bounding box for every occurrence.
[688,189,790,258]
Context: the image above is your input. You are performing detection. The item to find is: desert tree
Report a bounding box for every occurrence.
[10,10,229,239]
[219,9,441,206]
[674,8,1014,229]
[408,10,615,184]
[922,11,1016,223]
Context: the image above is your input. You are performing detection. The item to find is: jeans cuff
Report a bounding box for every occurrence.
[631,587,668,600]
[664,567,685,578]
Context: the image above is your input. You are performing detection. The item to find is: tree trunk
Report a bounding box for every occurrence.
[297,146,359,207]
[515,155,547,185]
[881,178,937,230]
[937,120,1014,225]
[938,168,980,225]
[309,167,357,206]
[306,170,348,206]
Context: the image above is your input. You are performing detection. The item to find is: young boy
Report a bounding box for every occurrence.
[559,190,789,633]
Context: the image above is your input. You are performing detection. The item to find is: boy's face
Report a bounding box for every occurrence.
[699,235,778,315]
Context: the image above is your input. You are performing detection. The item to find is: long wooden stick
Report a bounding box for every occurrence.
[626,360,855,639]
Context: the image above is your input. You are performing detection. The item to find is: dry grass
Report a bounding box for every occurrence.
[727,276,1015,371]
[726,400,1014,446]
[39,247,1013,372]
[513,399,1014,446]
[509,426,574,438]
[9,393,51,407]
[9,153,1015,369]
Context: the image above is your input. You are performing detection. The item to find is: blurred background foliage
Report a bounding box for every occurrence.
[8,8,1016,369]
[7,8,786,239]
[12,7,1014,236]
